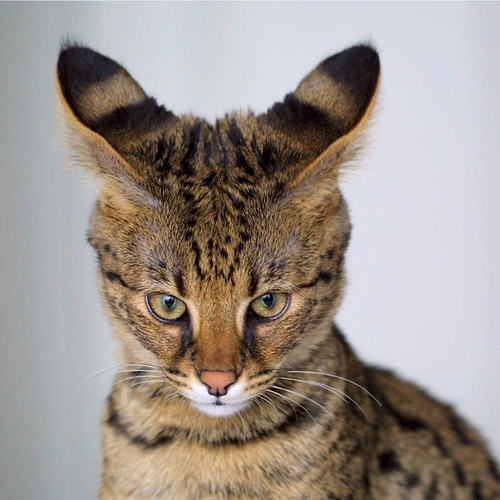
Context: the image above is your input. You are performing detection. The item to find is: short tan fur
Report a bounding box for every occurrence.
[57,44,500,499]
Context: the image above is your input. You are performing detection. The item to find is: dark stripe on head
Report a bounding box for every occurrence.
[248,268,259,296]
[174,268,186,296]
[298,270,333,289]
[226,119,255,177]
[104,270,132,289]
[179,122,203,177]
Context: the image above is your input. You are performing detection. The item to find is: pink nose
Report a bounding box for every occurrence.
[199,370,237,396]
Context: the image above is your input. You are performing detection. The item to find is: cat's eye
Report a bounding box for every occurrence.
[146,293,187,322]
[249,293,289,320]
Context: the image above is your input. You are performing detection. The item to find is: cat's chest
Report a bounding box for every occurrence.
[102,423,342,500]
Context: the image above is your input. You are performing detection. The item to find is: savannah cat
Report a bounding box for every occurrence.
[57,43,500,499]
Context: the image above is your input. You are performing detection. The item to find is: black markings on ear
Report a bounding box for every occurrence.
[267,94,333,143]
[320,45,380,123]
[58,44,122,110]
[91,99,173,139]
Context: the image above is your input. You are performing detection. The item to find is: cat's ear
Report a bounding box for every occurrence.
[57,44,176,202]
[260,44,380,188]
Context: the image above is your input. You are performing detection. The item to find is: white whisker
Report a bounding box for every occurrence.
[88,363,163,379]
[278,376,368,419]
[284,370,382,406]
[271,385,329,415]
[266,387,317,424]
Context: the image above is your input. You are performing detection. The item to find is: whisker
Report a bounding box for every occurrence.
[271,385,329,416]
[284,370,382,406]
[267,387,317,424]
[113,368,162,376]
[278,376,368,419]
[119,374,165,384]
[88,363,163,379]
[251,395,267,419]
[113,374,166,393]
[256,393,282,418]
[278,376,349,403]
[261,392,297,421]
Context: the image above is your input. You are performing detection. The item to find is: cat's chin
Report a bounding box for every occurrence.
[191,401,250,418]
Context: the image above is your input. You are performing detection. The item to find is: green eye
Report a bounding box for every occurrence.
[249,293,289,320]
[146,293,187,322]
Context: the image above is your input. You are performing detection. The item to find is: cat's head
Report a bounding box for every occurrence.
[57,44,379,418]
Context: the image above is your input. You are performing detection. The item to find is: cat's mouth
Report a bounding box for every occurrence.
[187,381,250,417]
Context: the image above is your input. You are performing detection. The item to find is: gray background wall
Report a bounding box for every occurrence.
[1,2,499,498]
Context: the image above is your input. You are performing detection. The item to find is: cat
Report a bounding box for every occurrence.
[57,43,500,499]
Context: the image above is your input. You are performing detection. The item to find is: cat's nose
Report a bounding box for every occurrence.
[199,370,237,396]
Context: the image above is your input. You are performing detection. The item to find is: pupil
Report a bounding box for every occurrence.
[262,294,274,307]
[163,296,175,309]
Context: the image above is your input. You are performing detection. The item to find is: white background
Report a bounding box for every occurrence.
[1,3,499,498]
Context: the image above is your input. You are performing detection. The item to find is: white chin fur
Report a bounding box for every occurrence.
[187,380,250,417]
[191,401,249,418]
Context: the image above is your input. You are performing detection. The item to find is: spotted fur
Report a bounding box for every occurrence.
[57,44,500,499]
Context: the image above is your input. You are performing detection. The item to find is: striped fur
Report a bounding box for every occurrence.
[58,44,500,499]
